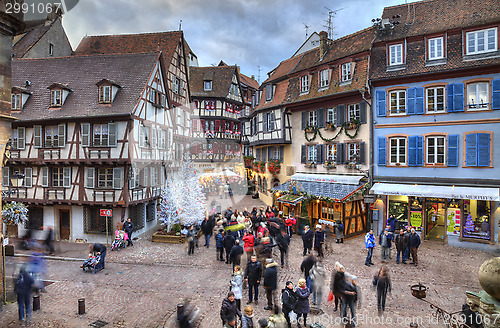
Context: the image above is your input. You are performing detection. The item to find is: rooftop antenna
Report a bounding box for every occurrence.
[257,65,261,84]
[179,19,182,31]
[323,7,345,40]
[303,23,310,39]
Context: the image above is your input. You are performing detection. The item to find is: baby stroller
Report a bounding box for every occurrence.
[81,254,101,273]
[111,230,128,251]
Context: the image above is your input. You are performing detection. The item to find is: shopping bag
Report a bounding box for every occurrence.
[327,290,334,302]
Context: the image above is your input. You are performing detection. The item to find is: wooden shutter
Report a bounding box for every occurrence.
[359,142,366,164]
[63,167,71,188]
[407,88,416,115]
[301,145,307,163]
[86,167,95,188]
[81,123,90,147]
[2,167,9,187]
[376,91,387,116]
[477,133,491,167]
[108,123,117,147]
[34,125,42,148]
[378,137,387,166]
[359,102,367,124]
[17,127,25,150]
[336,143,345,164]
[465,133,477,167]
[447,135,459,167]
[335,105,345,126]
[317,144,325,163]
[41,167,48,187]
[492,79,500,110]
[302,111,307,130]
[415,87,424,114]
[151,126,157,148]
[447,83,464,112]
[317,108,325,128]
[408,136,424,167]
[24,167,32,187]
[58,124,66,147]
[113,167,124,189]
[215,120,220,132]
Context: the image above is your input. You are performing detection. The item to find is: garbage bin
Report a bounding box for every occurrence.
[33,295,40,311]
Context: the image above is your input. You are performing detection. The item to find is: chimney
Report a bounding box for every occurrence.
[319,31,328,59]
[251,75,255,80]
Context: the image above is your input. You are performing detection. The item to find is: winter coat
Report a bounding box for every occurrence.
[276,233,290,252]
[220,297,241,322]
[242,234,255,252]
[231,272,243,299]
[281,288,297,312]
[379,232,393,248]
[201,218,215,235]
[245,260,262,285]
[337,275,357,302]
[229,244,244,264]
[334,222,345,239]
[14,270,34,295]
[295,286,311,314]
[259,242,273,259]
[408,233,421,248]
[284,217,296,227]
[310,263,327,291]
[330,270,344,297]
[300,256,316,279]
[395,233,409,251]
[93,243,107,254]
[365,233,375,249]
[263,262,278,291]
[123,221,134,233]
[314,230,325,248]
[373,274,392,294]
[241,314,254,328]
[215,232,224,248]
[387,217,397,232]
[223,234,236,250]
[186,229,197,243]
[302,229,314,249]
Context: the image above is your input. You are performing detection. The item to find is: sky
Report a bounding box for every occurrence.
[62,0,419,83]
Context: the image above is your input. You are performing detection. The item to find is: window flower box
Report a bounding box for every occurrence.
[305,126,315,133]
[324,160,336,169]
[305,161,317,168]
[344,122,358,130]
[325,122,336,131]
[267,160,281,175]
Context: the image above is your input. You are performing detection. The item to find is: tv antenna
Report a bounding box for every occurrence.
[323,7,345,39]
[303,23,310,39]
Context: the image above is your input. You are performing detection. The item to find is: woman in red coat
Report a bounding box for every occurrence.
[242,231,255,263]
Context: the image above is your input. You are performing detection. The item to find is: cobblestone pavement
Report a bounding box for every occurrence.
[1,200,495,327]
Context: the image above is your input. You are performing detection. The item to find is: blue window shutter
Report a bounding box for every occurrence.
[301,145,307,163]
[447,134,459,167]
[376,91,386,117]
[317,108,325,128]
[447,84,454,112]
[492,79,500,110]
[416,136,424,166]
[465,133,477,167]
[408,136,418,166]
[453,83,464,112]
[302,111,307,130]
[407,88,416,115]
[378,137,387,166]
[415,87,424,114]
[477,133,490,167]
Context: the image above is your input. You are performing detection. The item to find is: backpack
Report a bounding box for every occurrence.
[14,274,24,293]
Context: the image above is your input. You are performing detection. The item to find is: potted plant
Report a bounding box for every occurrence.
[324,160,336,169]
[344,119,360,130]
[325,122,336,130]
[258,161,266,173]
[306,160,317,168]
[267,159,281,175]
[305,125,315,133]
[244,155,255,168]
[2,201,29,226]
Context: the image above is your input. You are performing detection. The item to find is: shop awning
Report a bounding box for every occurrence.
[370,183,500,202]
[277,194,305,205]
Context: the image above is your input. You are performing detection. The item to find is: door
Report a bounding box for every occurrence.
[425,199,446,241]
[59,210,70,240]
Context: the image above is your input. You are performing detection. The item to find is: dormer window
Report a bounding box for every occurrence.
[341,63,352,82]
[11,94,21,110]
[319,69,330,88]
[51,89,62,107]
[204,80,212,91]
[265,84,274,101]
[300,75,309,93]
[389,44,404,65]
[99,86,112,103]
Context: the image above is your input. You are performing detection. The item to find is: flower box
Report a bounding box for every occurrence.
[325,122,336,130]
[345,122,358,130]
[305,161,317,168]
[152,230,201,244]
[324,161,336,169]
[305,126,315,133]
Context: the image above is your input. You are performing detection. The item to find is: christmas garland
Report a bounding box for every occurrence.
[304,120,361,142]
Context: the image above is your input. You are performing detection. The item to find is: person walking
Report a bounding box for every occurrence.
[281,281,297,328]
[364,229,375,266]
[201,215,215,248]
[224,230,236,264]
[220,291,242,327]
[90,243,107,271]
[373,265,392,315]
[301,225,313,256]
[242,231,255,263]
[231,265,244,311]
[408,228,421,266]
[241,305,255,328]
[314,224,325,258]
[216,229,225,261]
[310,260,327,310]
[14,265,34,323]
[276,229,290,268]
[330,261,345,312]
[379,228,393,263]
[295,278,311,328]
[187,225,197,255]
[263,258,278,311]
[338,272,358,327]
[334,220,345,243]
[395,229,408,264]
[123,218,134,246]
[230,240,244,269]
[244,255,262,305]
[284,216,296,237]
[300,254,316,292]
[43,226,55,254]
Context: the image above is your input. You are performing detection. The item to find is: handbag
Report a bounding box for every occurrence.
[327,290,334,302]
[289,310,297,323]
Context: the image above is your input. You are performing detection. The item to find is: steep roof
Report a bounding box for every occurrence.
[262,55,303,85]
[13,19,54,58]
[239,73,259,90]
[254,80,290,111]
[376,0,500,42]
[12,53,159,121]
[189,66,239,99]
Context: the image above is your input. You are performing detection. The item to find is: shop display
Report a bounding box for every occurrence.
[463,200,491,240]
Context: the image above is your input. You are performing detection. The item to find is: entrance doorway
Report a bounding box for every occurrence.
[425,199,446,241]
[59,210,70,240]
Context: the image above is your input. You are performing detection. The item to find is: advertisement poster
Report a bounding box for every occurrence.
[447,208,461,235]
[410,211,422,228]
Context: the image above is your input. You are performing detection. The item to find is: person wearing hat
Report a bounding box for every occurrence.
[229,239,244,269]
[216,229,225,262]
[258,318,269,328]
[301,225,313,256]
[408,228,421,266]
[241,305,255,328]
[314,224,325,258]
[379,228,393,263]
[263,258,278,310]
[221,291,242,327]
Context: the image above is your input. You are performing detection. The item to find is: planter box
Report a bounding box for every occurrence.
[151,231,201,244]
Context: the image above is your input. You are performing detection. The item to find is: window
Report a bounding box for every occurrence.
[428,37,444,60]
[389,137,406,165]
[173,77,180,94]
[308,111,317,127]
[50,89,62,107]
[265,85,274,101]
[319,69,329,88]
[389,90,406,115]
[99,86,112,103]
[301,75,309,93]
[2,167,8,187]
[84,206,113,235]
[230,83,239,96]
[347,143,360,163]
[11,94,21,110]
[326,144,337,161]
[426,87,445,113]
[341,63,352,81]
[327,108,336,124]
[86,167,95,188]
[93,124,109,147]
[45,125,65,148]
[11,127,25,149]
[347,104,360,122]
[177,54,182,67]
[204,80,212,91]
[466,28,497,55]
[426,136,446,165]
[52,167,70,188]
[307,145,317,162]
[98,168,113,188]
[467,82,489,110]
[26,207,43,230]
[389,44,403,65]
[139,125,150,148]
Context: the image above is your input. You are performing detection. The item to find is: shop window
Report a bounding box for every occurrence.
[446,199,461,236]
[129,203,145,230]
[409,197,423,231]
[463,200,491,240]
[25,207,43,230]
[425,198,446,241]
[83,206,113,235]
[388,196,409,231]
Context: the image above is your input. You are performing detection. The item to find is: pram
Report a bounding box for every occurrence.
[111,230,128,251]
[81,254,101,273]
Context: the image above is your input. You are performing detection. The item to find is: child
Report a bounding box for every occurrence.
[81,253,99,269]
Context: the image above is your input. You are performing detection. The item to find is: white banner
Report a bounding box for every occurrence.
[291,173,364,185]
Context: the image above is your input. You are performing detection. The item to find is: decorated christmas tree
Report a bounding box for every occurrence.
[464,214,475,233]
[158,183,179,232]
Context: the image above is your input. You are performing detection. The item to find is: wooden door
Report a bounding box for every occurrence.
[59,210,70,240]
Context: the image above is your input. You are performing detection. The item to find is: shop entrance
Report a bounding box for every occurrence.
[425,198,446,241]
[59,209,70,240]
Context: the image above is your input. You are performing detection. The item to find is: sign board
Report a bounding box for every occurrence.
[100,209,112,217]
[364,194,376,204]
[3,237,8,246]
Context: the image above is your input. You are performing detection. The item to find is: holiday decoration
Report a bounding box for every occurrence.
[304,120,361,143]
[267,160,281,175]
[464,214,475,233]
[2,201,29,225]
[243,156,255,168]
[158,183,179,232]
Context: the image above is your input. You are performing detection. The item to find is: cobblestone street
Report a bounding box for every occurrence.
[1,216,495,328]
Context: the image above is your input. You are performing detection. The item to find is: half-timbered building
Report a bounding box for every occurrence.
[4,52,173,242]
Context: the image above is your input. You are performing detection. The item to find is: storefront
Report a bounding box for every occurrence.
[370,183,500,246]
[272,174,369,238]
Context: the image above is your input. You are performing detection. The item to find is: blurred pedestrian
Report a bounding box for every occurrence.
[338,271,358,327]
[187,225,197,255]
[224,230,236,264]
[330,261,344,312]
[216,229,225,261]
[301,225,313,256]
[300,254,316,291]
[314,224,325,258]
[334,220,344,243]
[229,240,244,269]
[310,260,327,310]
[201,216,215,248]
[268,306,287,328]
[373,265,392,315]
[276,229,290,268]
[295,278,311,328]
[43,226,55,254]
[14,265,34,323]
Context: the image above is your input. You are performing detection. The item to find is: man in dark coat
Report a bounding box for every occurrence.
[263,258,278,311]
[408,228,421,266]
[220,291,242,326]
[314,224,325,258]
[301,225,313,256]
[395,229,408,264]
[276,229,290,268]
[90,243,107,270]
[123,218,134,246]
[387,214,397,233]
[244,255,262,304]
[215,229,225,261]
[201,216,215,248]
[229,240,244,269]
[281,281,297,328]
[223,230,236,264]
[337,272,357,327]
[14,265,34,322]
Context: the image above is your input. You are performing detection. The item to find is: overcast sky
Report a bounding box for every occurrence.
[62,0,418,83]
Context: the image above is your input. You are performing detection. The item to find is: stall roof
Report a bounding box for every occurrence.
[272,180,367,202]
[277,194,305,205]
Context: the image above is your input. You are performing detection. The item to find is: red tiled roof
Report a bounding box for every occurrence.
[189,66,240,100]
[262,55,303,84]
[13,19,55,58]
[239,73,259,90]
[254,80,290,111]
